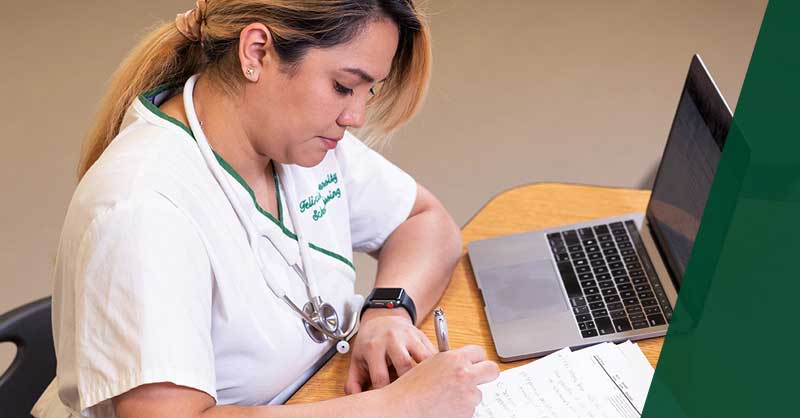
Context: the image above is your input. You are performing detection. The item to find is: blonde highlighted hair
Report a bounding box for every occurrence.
[77,0,432,179]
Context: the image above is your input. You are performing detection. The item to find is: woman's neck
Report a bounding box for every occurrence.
[192,75,273,188]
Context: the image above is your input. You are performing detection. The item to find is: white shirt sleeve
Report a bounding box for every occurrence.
[336,132,418,253]
[57,192,217,416]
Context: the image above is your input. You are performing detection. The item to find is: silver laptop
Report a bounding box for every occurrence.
[467,54,733,362]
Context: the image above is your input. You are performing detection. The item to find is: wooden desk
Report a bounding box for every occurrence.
[288,183,662,404]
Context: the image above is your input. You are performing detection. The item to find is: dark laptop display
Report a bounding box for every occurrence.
[646,56,733,289]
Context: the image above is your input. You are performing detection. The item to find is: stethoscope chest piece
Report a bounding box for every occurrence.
[302,298,340,343]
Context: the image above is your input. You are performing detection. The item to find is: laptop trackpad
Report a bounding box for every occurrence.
[481,260,567,323]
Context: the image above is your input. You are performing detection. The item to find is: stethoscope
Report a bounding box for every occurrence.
[182,74,361,354]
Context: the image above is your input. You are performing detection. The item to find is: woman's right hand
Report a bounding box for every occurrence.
[376,345,500,418]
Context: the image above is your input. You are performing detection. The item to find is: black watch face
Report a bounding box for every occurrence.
[371,288,403,301]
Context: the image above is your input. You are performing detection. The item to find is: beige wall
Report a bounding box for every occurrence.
[0,0,766,375]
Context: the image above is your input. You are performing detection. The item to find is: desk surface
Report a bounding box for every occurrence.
[288,183,660,404]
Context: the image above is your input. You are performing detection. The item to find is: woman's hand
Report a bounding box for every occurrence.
[344,308,437,394]
[377,345,500,418]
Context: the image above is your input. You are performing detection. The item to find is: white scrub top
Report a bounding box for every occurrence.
[31,83,417,418]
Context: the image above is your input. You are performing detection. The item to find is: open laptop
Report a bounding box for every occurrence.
[467,54,733,362]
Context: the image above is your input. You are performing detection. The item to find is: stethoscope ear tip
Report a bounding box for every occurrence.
[336,340,350,354]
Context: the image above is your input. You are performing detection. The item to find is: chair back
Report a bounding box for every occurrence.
[0,297,56,418]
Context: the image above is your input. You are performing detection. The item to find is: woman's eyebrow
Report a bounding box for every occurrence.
[341,67,387,83]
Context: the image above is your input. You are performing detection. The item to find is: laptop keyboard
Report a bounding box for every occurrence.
[547,220,674,338]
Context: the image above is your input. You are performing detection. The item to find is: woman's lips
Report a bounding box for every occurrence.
[320,136,342,149]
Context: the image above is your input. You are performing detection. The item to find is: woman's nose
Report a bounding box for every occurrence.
[337,102,367,129]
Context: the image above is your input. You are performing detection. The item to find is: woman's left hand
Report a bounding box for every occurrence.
[344,308,437,394]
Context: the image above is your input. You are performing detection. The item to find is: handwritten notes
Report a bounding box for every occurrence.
[474,342,654,418]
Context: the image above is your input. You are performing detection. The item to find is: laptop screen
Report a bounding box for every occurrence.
[646,55,733,289]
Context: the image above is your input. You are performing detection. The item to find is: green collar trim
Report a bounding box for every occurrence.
[137,85,354,272]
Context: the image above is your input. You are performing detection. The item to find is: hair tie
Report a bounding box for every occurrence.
[175,0,208,42]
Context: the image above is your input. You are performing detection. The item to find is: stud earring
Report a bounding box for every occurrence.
[246,67,255,78]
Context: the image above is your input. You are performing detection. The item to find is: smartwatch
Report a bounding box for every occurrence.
[360,288,417,324]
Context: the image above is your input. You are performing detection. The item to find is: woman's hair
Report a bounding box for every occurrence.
[77,0,431,179]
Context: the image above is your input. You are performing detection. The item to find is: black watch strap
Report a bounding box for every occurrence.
[360,288,417,324]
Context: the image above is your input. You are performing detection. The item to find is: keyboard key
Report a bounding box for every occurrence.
[593,225,610,235]
[579,321,587,330]
[573,306,589,314]
[547,232,562,241]
[638,291,654,300]
[629,269,645,277]
[570,297,586,307]
[578,272,594,280]
[623,297,640,306]
[629,312,645,322]
[609,221,624,229]
[584,321,596,329]
[621,249,635,256]
[632,276,647,284]
[595,317,614,335]
[591,308,608,318]
[596,273,612,281]
[598,280,615,289]
[614,276,630,285]
[635,284,651,292]
[618,242,633,249]
[590,260,605,267]
[585,245,600,253]
[589,252,603,260]
[576,266,591,273]
[626,304,643,313]
[571,252,586,260]
[608,262,624,269]
[579,227,595,238]
[609,309,627,319]
[584,287,599,295]
[603,248,619,256]
[563,230,579,245]
[648,314,667,326]
[601,241,615,249]
[645,306,661,315]
[574,259,588,266]
[576,314,593,322]
[632,320,649,329]
[626,262,642,270]
[601,288,617,296]
[620,290,635,299]
[614,318,633,332]
[618,283,633,291]
[581,329,599,338]
[587,295,602,302]
[598,234,612,242]
[612,269,627,277]
[641,298,658,307]
[593,266,609,274]
[607,302,624,311]
[556,261,581,298]
[623,255,638,263]
[582,239,597,246]
[568,244,582,252]
[557,253,570,262]
[580,280,596,288]
[604,294,621,303]
[589,301,605,310]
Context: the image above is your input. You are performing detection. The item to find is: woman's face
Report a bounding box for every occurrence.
[242,18,399,167]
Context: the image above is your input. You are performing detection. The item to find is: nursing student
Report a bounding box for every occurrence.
[31,1,499,418]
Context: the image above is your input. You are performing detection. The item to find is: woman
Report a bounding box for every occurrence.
[32,1,499,418]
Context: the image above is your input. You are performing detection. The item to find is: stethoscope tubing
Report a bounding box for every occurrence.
[181,74,358,346]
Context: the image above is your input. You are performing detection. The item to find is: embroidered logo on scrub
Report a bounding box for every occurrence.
[299,173,342,221]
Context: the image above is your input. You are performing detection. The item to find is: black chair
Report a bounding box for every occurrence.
[0,297,56,418]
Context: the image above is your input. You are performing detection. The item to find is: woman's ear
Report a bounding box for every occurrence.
[238,23,273,82]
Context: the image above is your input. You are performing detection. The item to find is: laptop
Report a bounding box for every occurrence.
[467,54,733,362]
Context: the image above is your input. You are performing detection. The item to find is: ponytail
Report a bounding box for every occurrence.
[77,23,205,179]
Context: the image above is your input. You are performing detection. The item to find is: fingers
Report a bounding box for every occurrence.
[344,359,367,395]
[418,330,438,355]
[455,345,488,364]
[386,339,416,377]
[364,342,391,389]
[468,360,501,385]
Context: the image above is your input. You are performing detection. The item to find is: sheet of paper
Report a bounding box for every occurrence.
[473,342,656,418]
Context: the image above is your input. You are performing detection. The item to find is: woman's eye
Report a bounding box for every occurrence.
[334,82,353,96]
